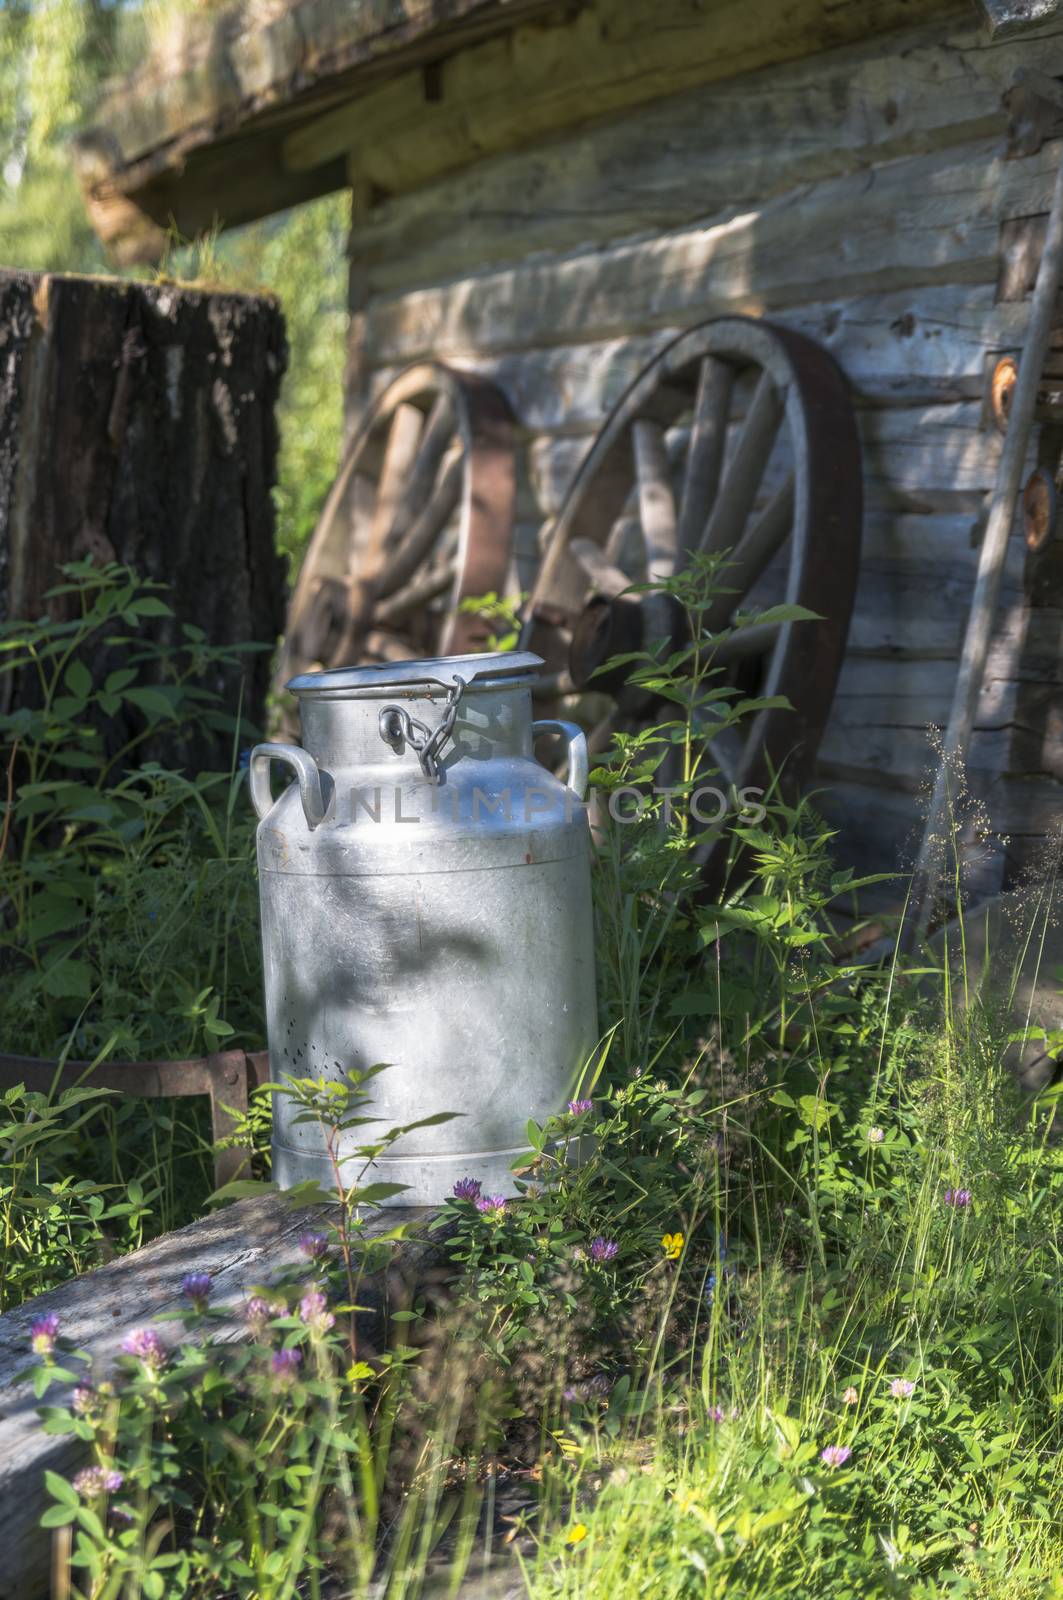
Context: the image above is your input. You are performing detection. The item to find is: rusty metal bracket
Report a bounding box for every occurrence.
[0,1047,271,1190]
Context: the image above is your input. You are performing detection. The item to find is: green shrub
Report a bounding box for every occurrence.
[0,559,265,1061]
[0,561,271,1300]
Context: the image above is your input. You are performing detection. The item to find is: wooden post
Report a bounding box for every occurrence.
[0,272,288,769]
[906,125,1063,943]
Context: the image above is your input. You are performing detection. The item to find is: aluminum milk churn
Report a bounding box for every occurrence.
[249,651,598,1204]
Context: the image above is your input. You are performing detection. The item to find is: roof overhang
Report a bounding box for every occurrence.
[75,0,1056,266]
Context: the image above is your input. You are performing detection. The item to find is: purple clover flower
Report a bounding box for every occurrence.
[944,1188,972,1209]
[72,1386,98,1418]
[121,1327,167,1370]
[298,1289,335,1337]
[30,1311,59,1357]
[563,1374,612,1405]
[452,1177,482,1200]
[298,1231,329,1261]
[820,1445,852,1469]
[271,1347,303,1384]
[72,1466,124,1498]
[475,1194,507,1217]
[568,1099,594,1116]
[245,1295,288,1338]
[588,1237,618,1263]
[180,1272,212,1309]
[890,1378,915,1399]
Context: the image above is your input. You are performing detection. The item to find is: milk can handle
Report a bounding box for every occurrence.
[532,720,589,801]
[249,743,328,830]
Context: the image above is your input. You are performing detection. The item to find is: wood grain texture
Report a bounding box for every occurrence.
[360,135,1063,364]
[516,402,1030,523]
[291,0,966,183]
[349,8,1059,292]
[335,4,1063,895]
[0,1197,436,1600]
[0,271,287,767]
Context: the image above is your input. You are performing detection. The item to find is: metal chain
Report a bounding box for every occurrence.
[378,675,467,784]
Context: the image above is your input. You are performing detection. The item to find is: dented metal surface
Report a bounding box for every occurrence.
[250,652,598,1204]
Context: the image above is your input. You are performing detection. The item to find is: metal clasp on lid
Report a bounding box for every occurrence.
[378,674,467,784]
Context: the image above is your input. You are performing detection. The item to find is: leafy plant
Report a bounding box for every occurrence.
[33,1070,493,1600]
[16,556,1063,1598]
[0,559,264,1062]
[0,1070,157,1311]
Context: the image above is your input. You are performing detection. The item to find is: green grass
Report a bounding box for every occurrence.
[12,561,1063,1598]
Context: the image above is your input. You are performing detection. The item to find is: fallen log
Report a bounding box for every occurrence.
[0,1196,436,1599]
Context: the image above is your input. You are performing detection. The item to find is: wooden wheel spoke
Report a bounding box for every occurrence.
[587,710,619,756]
[676,356,734,566]
[704,474,794,632]
[632,419,678,580]
[699,371,785,557]
[364,630,420,662]
[569,538,634,598]
[386,393,457,550]
[375,444,463,600]
[370,402,424,562]
[374,556,460,625]
[711,620,784,667]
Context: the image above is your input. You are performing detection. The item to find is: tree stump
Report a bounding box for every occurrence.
[0,271,288,769]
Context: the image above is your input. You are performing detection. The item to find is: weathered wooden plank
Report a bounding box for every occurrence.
[978,771,1063,834]
[290,0,968,186]
[816,775,1013,912]
[348,8,1062,292]
[818,710,1028,787]
[834,649,1030,711]
[0,1197,435,1600]
[520,402,1024,525]
[364,282,1038,438]
[362,136,1060,362]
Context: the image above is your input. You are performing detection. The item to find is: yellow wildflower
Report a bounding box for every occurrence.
[566,1523,588,1546]
[661,1232,684,1260]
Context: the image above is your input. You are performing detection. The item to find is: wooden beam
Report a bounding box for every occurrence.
[347,5,1031,295]
[285,0,966,192]
[0,1197,437,1600]
[360,135,1060,366]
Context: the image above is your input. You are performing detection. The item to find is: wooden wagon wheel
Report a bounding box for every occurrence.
[277,363,516,692]
[519,316,862,870]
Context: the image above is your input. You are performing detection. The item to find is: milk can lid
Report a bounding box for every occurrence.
[286,650,543,697]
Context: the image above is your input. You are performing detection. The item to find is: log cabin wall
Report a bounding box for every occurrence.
[341,1,1063,901]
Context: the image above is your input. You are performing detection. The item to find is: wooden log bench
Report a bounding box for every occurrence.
[0,1197,435,1599]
